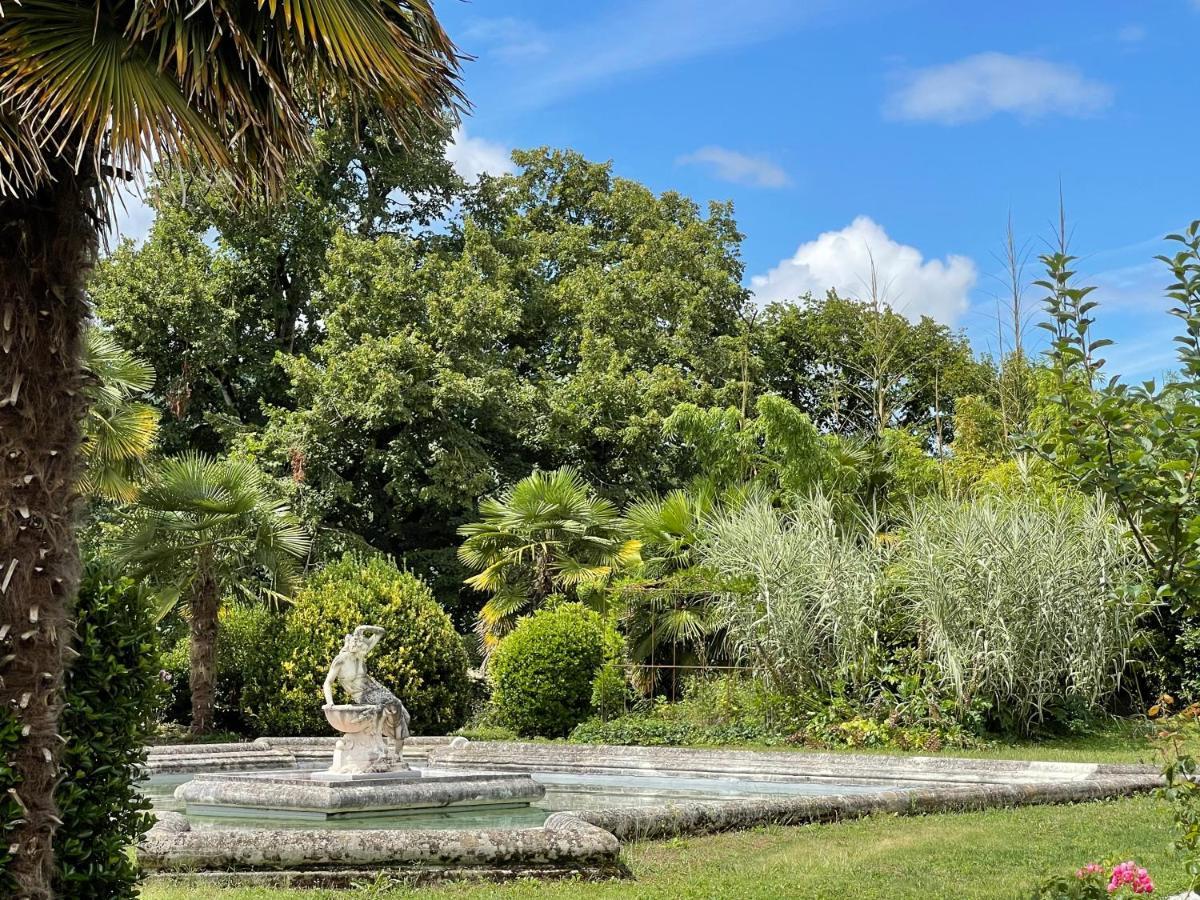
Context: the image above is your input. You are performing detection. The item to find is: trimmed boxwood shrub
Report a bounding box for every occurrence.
[54,564,162,898]
[265,555,471,736]
[490,603,609,738]
[161,602,284,737]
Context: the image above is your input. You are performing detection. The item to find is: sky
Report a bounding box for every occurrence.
[113,0,1200,381]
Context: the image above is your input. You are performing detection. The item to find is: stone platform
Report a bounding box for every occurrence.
[175,769,545,821]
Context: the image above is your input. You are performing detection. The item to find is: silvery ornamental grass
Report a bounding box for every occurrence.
[700,492,888,698]
[897,494,1147,733]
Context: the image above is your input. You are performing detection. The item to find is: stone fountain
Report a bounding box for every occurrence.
[175,625,543,820]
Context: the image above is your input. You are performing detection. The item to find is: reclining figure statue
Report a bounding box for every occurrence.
[322,625,412,775]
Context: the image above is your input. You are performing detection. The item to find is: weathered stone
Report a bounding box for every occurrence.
[148,811,191,833]
[139,816,619,872]
[427,741,1157,788]
[175,770,545,820]
[568,774,1161,841]
[144,743,296,774]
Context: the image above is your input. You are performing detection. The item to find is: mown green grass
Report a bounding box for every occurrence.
[143,795,1190,900]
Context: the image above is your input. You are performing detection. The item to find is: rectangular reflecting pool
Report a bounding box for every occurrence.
[143,766,909,832]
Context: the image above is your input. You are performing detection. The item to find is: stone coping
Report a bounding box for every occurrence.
[144,736,463,774]
[570,773,1162,841]
[175,770,545,818]
[425,741,1159,786]
[140,812,620,876]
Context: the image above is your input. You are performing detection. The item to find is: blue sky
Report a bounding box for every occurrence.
[114,0,1200,380]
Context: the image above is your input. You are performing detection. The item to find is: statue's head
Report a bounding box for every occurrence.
[342,625,382,655]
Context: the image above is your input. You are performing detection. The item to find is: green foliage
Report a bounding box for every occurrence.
[54,565,162,899]
[160,603,285,736]
[572,675,802,747]
[458,467,640,653]
[756,291,992,439]
[490,603,610,737]
[78,326,159,503]
[270,556,471,736]
[0,710,21,895]
[90,114,462,456]
[897,494,1147,734]
[591,628,631,721]
[613,488,726,696]
[117,452,310,612]
[664,394,865,499]
[1158,702,1200,891]
[1036,224,1200,613]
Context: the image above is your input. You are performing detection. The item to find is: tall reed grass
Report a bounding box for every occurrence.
[700,493,889,698]
[896,494,1146,733]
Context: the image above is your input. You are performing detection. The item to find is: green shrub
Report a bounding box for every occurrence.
[570,674,981,752]
[268,555,471,736]
[590,627,630,721]
[54,565,162,898]
[161,602,284,736]
[490,603,609,737]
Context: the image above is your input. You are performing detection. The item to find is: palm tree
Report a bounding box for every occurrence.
[118,453,309,735]
[458,467,641,655]
[0,4,459,890]
[615,489,726,698]
[79,327,159,502]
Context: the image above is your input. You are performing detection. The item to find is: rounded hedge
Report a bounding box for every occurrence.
[490,603,609,738]
[266,555,471,736]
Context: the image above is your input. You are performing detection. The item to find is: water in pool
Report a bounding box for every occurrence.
[144,768,901,832]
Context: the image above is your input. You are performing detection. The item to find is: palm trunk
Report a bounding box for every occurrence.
[0,176,94,897]
[188,569,220,735]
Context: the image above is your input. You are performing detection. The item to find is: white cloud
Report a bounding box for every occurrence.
[461,17,550,63]
[481,0,836,112]
[885,52,1112,124]
[1117,24,1147,44]
[445,126,514,181]
[677,146,791,188]
[749,216,977,325]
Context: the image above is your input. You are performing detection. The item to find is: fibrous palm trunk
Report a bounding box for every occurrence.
[188,570,220,735]
[0,173,94,898]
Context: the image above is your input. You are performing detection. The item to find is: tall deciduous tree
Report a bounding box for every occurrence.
[241,148,748,613]
[90,114,462,455]
[756,292,991,440]
[0,3,460,891]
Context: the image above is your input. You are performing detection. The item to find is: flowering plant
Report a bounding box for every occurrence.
[1031,860,1154,898]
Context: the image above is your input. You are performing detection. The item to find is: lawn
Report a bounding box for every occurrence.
[143,794,1190,900]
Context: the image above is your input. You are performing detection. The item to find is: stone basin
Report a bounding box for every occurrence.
[323,703,379,734]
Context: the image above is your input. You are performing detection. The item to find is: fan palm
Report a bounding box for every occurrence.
[615,489,725,697]
[117,453,309,735]
[79,327,159,502]
[0,3,459,890]
[458,467,641,655]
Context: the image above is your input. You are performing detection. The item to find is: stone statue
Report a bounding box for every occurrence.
[322,625,412,775]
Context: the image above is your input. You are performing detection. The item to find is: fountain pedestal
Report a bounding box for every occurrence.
[323,703,410,776]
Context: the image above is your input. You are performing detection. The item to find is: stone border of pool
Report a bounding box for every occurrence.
[139,739,1163,883]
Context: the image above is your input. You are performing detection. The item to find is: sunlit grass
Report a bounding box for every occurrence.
[142,795,1188,900]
